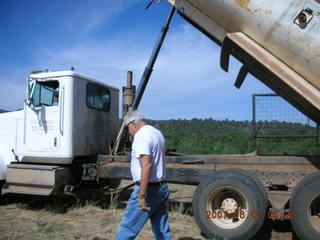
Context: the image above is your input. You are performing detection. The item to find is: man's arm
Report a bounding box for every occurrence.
[139,154,152,196]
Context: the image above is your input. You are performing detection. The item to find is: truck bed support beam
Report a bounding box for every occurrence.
[112,6,175,155]
[131,6,175,109]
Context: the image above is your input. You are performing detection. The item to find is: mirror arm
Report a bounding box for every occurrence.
[26,77,41,112]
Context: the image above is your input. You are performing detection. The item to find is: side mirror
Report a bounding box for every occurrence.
[26,78,41,112]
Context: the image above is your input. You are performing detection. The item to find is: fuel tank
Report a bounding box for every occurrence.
[168,0,320,90]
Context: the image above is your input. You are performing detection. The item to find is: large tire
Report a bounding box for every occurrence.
[192,169,267,240]
[290,173,320,240]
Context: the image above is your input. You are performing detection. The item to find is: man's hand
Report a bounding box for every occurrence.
[138,194,150,211]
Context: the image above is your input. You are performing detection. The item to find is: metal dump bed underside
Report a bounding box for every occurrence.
[167,0,320,123]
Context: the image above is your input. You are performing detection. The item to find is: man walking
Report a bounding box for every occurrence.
[115,110,172,240]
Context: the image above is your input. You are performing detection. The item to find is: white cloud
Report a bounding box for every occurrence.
[30,37,149,87]
[0,81,25,111]
[67,0,142,34]
[1,21,271,119]
[136,24,271,119]
[0,65,31,111]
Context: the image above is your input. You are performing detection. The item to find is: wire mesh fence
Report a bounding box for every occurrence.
[252,94,319,155]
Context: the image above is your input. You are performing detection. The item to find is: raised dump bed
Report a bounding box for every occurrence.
[167,0,320,124]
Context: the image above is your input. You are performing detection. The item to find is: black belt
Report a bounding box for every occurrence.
[135,180,166,186]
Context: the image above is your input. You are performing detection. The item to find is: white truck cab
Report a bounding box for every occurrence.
[0,70,119,195]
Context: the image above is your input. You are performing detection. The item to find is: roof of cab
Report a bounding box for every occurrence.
[29,70,119,91]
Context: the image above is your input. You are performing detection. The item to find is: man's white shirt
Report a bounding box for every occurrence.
[131,125,166,182]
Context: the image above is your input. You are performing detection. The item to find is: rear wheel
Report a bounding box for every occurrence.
[290,173,320,240]
[192,169,267,240]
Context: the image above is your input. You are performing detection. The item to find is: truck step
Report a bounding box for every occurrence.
[1,164,68,196]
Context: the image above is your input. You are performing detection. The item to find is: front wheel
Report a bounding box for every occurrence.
[290,173,320,240]
[192,169,267,240]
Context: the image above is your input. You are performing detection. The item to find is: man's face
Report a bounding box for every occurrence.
[127,121,136,136]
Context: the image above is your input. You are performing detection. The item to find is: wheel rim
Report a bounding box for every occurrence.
[308,194,320,232]
[206,186,249,229]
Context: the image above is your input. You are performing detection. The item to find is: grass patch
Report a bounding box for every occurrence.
[0,197,202,240]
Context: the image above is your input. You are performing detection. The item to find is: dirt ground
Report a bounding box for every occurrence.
[0,181,298,240]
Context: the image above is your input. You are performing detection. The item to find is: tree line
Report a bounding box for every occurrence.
[147,118,319,156]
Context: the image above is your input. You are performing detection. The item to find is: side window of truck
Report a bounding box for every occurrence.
[86,83,110,111]
[31,81,59,107]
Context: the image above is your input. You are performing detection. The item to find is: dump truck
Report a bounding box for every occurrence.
[1,1,320,240]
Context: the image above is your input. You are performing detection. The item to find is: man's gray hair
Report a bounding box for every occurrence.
[124,110,145,126]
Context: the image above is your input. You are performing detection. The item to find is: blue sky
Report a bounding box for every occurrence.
[0,0,272,120]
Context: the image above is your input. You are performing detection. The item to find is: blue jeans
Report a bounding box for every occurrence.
[115,183,172,240]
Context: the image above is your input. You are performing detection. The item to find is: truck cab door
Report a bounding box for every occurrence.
[24,80,62,153]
